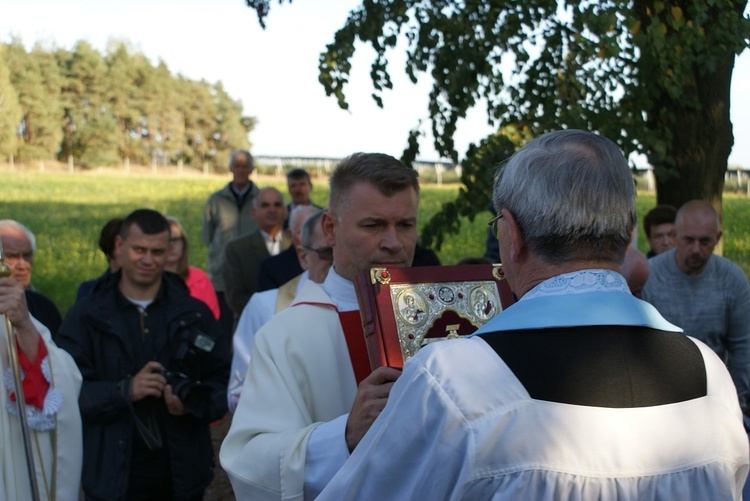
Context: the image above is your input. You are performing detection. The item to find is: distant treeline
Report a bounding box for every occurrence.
[0,39,253,170]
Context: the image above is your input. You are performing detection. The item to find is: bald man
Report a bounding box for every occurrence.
[643,200,750,409]
[222,187,290,316]
[255,205,319,293]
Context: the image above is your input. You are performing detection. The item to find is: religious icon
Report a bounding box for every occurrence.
[471,287,495,320]
[397,291,426,326]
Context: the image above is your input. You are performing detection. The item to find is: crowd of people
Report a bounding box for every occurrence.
[1,135,749,500]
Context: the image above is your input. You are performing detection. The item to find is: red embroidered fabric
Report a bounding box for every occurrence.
[9,337,49,409]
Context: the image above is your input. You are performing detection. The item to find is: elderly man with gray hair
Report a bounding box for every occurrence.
[0,220,62,337]
[0,219,82,500]
[317,130,749,500]
[203,149,260,332]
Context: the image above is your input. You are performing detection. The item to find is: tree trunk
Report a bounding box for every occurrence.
[651,49,736,255]
[632,0,747,257]
[654,51,735,226]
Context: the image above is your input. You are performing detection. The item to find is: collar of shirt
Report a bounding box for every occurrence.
[260,230,282,256]
[114,278,167,312]
[474,269,681,335]
[521,269,630,301]
[230,182,253,208]
[125,297,153,311]
[231,183,252,198]
[321,267,359,312]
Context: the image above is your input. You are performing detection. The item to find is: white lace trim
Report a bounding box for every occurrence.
[3,355,60,431]
[42,355,52,381]
[522,269,629,301]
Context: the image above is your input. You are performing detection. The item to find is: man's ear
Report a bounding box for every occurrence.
[716,230,723,244]
[321,212,336,247]
[503,209,526,263]
[295,245,309,271]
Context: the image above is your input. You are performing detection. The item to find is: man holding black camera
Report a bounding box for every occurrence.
[58,209,230,501]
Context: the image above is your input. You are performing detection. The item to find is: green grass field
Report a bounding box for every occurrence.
[2,169,749,315]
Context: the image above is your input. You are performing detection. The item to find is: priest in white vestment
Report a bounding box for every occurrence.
[221,153,420,500]
[318,130,750,500]
[1,271,82,500]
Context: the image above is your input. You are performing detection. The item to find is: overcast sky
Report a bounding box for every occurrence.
[2,0,749,167]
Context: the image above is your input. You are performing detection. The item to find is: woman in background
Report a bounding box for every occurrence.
[166,216,221,319]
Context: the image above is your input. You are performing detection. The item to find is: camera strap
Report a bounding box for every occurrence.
[133,412,163,450]
[120,378,164,450]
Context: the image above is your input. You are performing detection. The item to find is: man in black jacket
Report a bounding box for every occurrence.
[58,209,230,501]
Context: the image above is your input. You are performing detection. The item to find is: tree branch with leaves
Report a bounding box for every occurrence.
[247,0,749,247]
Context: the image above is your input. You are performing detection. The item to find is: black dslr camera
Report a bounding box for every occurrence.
[161,331,216,416]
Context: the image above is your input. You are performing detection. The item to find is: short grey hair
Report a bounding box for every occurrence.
[289,205,320,238]
[493,130,636,264]
[0,219,37,253]
[229,149,254,170]
[300,209,326,248]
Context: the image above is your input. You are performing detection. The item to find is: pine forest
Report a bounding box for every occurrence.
[0,39,254,171]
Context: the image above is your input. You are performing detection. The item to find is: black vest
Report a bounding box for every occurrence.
[479,325,707,408]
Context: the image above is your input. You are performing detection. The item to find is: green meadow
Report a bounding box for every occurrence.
[2,169,749,315]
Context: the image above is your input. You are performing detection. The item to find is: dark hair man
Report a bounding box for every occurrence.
[643,204,677,257]
[221,153,419,499]
[58,208,230,500]
[286,168,314,207]
[283,167,322,232]
[316,131,748,500]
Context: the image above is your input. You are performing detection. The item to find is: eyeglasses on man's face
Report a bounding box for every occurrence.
[303,245,333,261]
[488,213,504,236]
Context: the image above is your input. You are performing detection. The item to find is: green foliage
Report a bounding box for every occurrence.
[416,185,490,261]
[0,46,22,159]
[246,0,749,243]
[421,130,517,249]
[74,114,122,167]
[723,193,750,278]
[630,0,749,208]
[0,39,255,171]
[5,40,65,162]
